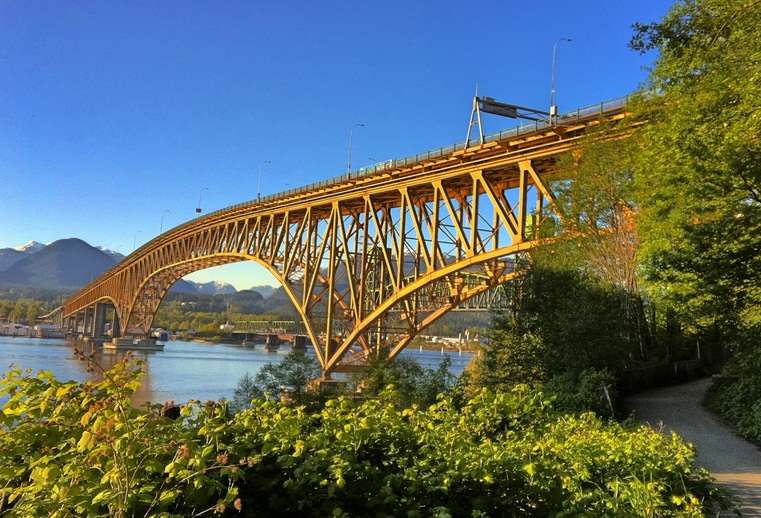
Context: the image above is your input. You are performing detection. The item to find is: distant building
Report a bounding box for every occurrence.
[33,323,65,339]
[0,323,30,337]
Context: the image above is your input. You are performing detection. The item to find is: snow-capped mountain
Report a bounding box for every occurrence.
[0,238,119,289]
[187,281,237,295]
[96,246,126,262]
[15,241,46,254]
[1,238,236,295]
[0,241,47,271]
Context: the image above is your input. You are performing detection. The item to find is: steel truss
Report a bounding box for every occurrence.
[61,105,628,376]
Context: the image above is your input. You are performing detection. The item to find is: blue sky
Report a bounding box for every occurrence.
[0,0,671,289]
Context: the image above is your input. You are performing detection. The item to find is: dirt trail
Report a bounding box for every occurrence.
[627,378,761,516]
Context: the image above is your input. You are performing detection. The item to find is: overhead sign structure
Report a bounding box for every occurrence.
[479,97,519,118]
[466,96,552,147]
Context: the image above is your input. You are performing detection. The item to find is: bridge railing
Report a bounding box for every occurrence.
[182,95,629,228]
[69,95,632,302]
[202,95,631,216]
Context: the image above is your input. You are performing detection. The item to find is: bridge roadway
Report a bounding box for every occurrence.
[59,97,632,377]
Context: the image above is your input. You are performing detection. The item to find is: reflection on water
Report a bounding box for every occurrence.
[0,336,473,405]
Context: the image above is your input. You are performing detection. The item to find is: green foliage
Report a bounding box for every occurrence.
[465,324,546,390]
[0,298,50,324]
[231,372,262,413]
[231,351,321,412]
[520,267,641,374]
[555,128,636,236]
[468,267,641,399]
[0,362,726,516]
[544,368,617,418]
[251,351,321,402]
[0,288,69,305]
[630,0,761,330]
[705,325,761,441]
[352,356,456,408]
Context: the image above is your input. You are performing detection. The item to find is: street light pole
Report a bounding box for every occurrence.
[196,187,209,215]
[550,37,572,124]
[257,160,271,201]
[347,123,365,176]
[160,209,171,233]
[132,231,141,252]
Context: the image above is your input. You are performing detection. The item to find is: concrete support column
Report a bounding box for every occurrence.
[111,309,121,338]
[293,335,308,351]
[83,308,93,336]
[93,303,107,338]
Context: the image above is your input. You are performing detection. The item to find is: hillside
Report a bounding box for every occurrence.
[0,238,236,295]
[0,238,116,290]
[0,248,28,271]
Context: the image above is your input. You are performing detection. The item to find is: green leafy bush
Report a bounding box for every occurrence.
[0,360,725,517]
[705,326,761,441]
[544,368,617,418]
[351,356,456,408]
[231,351,321,411]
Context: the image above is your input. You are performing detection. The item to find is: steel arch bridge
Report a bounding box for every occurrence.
[60,97,631,377]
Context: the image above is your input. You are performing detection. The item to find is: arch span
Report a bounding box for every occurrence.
[65,159,558,375]
[122,254,325,362]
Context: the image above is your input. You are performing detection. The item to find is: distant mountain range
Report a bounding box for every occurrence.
[250,285,276,298]
[0,241,47,271]
[180,280,237,296]
[0,239,274,297]
[0,239,116,290]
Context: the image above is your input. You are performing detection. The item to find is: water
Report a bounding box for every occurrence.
[0,336,473,405]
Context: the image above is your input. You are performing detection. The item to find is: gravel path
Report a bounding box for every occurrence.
[627,378,761,516]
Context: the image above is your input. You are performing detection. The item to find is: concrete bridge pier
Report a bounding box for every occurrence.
[110,309,121,338]
[92,303,106,338]
[75,311,84,335]
[83,307,94,336]
[264,334,280,352]
[85,302,109,345]
[293,335,308,352]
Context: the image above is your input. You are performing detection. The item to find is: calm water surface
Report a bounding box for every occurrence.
[0,336,473,405]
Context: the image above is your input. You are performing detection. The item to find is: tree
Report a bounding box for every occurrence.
[253,351,320,403]
[26,304,40,325]
[230,372,263,412]
[476,268,639,379]
[464,320,546,392]
[555,132,639,292]
[0,301,10,320]
[630,0,761,330]
[553,132,653,356]
[352,356,455,408]
[10,301,26,323]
